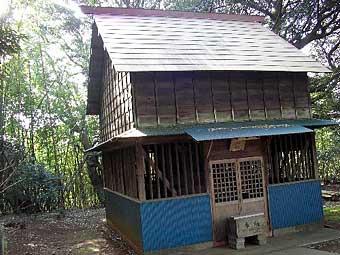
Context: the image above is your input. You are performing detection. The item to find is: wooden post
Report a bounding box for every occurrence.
[311,133,318,179]
[189,143,195,194]
[175,143,181,196]
[146,145,153,199]
[168,144,175,197]
[182,144,189,195]
[161,144,167,198]
[135,143,146,201]
[154,144,161,198]
[195,143,202,193]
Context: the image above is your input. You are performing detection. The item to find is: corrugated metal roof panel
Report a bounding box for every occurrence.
[94,15,329,73]
[185,124,313,142]
[85,119,338,151]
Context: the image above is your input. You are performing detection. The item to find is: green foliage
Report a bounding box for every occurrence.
[324,206,340,222]
[0,0,101,214]
[316,127,340,182]
[1,163,62,214]
[0,22,24,58]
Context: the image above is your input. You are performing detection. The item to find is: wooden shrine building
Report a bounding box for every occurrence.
[82,6,337,254]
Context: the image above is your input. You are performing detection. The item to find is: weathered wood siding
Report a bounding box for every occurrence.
[132,71,311,128]
[102,146,138,199]
[100,53,134,141]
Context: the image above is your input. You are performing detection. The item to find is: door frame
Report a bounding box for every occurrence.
[208,156,270,243]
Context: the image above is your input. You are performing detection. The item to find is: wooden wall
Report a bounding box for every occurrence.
[132,71,311,128]
[100,53,134,141]
[102,146,138,199]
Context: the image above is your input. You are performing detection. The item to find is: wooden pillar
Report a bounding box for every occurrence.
[135,143,146,201]
[310,133,319,179]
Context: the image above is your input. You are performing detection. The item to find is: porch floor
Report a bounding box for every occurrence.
[154,227,340,255]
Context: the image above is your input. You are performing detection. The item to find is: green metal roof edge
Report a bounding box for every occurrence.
[135,118,338,137]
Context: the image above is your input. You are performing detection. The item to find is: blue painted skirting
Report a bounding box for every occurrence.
[104,190,143,250]
[268,180,323,230]
[105,191,213,253]
[140,194,213,252]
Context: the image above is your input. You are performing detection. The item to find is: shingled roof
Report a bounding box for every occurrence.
[81,6,330,114]
[83,6,328,73]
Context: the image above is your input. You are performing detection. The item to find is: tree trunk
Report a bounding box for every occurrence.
[80,131,104,203]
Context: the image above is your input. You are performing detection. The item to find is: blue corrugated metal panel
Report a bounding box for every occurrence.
[140,194,213,252]
[104,190,143,250]
[268,180,323,230]
[185,124,312,142]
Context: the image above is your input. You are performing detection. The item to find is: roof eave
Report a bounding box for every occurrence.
[80,6,265,23]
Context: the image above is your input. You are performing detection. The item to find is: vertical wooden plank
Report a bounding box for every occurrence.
[175,72,196,123]
[168,144,175,197]
[227,73,235,121]
[146,145,153,200]
[135,143,146,201]
[161,144,167,198]
[133,72,157,127]
[262,72,281,119]
[120,149,126,194]
[131,73,139,128]
[247,73,266,120]
[245,79,251,120]
[210,72,217,122]
[192,72,199,122]
[175,143,181,196]
[277,135,285,181]
[311,133,318,179]
[131,147,138,198]
[154,72,176,125]
[298,134,306,180]
[289,135,297,181]
[153,72,160,126]
[282,135,289,181]
[192,72,215,122]
[195,143,202,193]
[294,73,311,119]
[291,73,298,119]
[304,133,311,180]
[211,72,232,122]
[230,72,249,120]
[273,136,280,183]
[188,143,195,194]
[154,144,161,198]
[181,143,189,195]
[172,73,179,124]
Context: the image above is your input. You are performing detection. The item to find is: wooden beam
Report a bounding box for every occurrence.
[310,133,318,179]
[135,143,146,201]
[175,143,181,196]
[154,144,161,198]
[168,144,175,197]
[189,143,195,194]
[141,145,177,196]
[182,144,189,195]
[195,143,202,193]
[146,145,153,199]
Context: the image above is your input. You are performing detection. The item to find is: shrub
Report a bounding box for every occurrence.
[1,163,63,214]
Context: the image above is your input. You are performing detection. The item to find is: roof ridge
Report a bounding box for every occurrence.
[80,6,265,22]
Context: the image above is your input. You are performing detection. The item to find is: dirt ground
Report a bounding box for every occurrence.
[1,185,340,255]
[0,208,136,255]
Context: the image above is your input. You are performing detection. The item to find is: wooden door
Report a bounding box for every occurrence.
[209,156,267,243]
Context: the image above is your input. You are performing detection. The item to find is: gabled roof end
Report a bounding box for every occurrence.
[80,6,265,23]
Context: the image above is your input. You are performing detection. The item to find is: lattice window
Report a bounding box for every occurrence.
[239,159,264,199]
[211,162,238,203]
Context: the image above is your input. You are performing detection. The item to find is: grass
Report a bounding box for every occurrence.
[324,206,340,222]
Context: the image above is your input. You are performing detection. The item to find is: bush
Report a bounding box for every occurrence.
[0,163,63,214]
